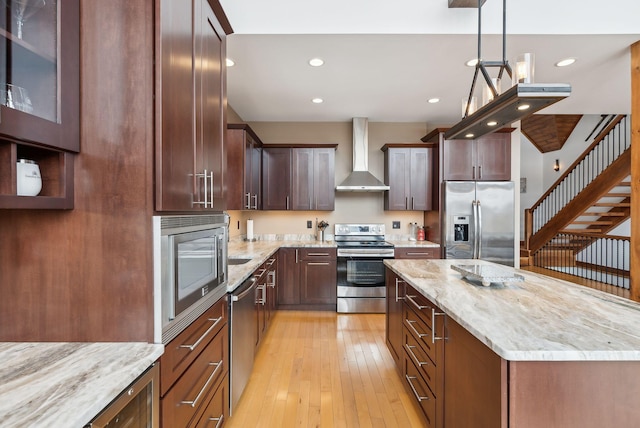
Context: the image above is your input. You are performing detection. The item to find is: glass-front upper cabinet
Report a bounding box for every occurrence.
[0,0,79,152]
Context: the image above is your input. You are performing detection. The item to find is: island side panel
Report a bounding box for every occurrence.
[509,360,640,427]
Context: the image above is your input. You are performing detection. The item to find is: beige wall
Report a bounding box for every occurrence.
[226,117,434,238]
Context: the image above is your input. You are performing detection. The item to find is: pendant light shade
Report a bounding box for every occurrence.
[446,0,571,140]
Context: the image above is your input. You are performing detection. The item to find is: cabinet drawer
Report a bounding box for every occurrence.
[404,325,438,393]
[299,248,336,261]
[162,323,228,427]
[403,303,441,366]
[403,352,436,427]
[192,372,229,428]
[394,247,440,259]
[161,297,227,396]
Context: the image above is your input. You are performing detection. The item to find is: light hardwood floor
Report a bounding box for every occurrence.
[226,311,426,428]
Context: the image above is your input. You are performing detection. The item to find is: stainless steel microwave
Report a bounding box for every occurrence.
[153,214,228,344]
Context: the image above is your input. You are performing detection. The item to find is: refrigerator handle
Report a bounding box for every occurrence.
[472,201,478,259]
[476,200,482,259]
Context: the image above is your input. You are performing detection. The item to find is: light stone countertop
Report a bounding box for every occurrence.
[387,239,440,248]
[0,342,164,428]
[385,258,640,362]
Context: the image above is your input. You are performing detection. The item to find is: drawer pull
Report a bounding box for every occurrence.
[405,319,428,338]
[307,252,329,256]
[179,316,223,351]
[405,375,430,402]
[181,360,223,408]
[406,295,430,310]
[255,269,267,277]
[267,258,276,266]
[394,278,405,303]
[208,415,224,428]
[308,262,330,266]
[432,308,446,343]
[406,252,431,256]
[404,344,429,367]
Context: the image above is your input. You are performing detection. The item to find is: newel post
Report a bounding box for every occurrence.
[630,41,640,303]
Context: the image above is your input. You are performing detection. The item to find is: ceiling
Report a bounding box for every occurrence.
[219,0,640,127]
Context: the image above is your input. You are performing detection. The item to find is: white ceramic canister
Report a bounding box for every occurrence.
[16,159,42,196]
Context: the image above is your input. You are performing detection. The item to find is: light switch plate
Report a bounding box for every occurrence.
[307,220,313,228]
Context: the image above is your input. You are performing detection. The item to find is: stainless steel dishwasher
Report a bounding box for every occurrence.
[229,276,258,415]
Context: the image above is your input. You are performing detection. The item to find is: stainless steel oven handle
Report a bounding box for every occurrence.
[178,316,223,351]
[180,360,223,407]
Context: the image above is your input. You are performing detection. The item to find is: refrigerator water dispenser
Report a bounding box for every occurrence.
[453,216,469,241]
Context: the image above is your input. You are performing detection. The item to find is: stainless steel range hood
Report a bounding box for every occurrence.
[336,118,390,192]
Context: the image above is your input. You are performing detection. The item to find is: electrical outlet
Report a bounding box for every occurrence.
[392,221,401,229]
[237,220,240,230]
[307,220,313,228]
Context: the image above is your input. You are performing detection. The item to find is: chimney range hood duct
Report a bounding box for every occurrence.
[336,118,390,192]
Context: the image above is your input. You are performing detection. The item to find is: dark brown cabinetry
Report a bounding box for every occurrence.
[385,269,405,372]
[156,0,232,211]
[382,144,435,211]
[262,145,337,211]
[160,296,228,428]
[421,129,512,182]
[394,247,440,259]
[265,255,278,327]
[226,124,262,210]
[278,247,337,308]
[0,0,79,209]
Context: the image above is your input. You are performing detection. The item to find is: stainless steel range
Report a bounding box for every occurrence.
[335,223,394,313]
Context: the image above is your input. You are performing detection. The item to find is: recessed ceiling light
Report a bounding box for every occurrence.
[312,98,324,104]
[465,133,475,138]
[465,58,478,67]
[309,58,324,67]
[428,98,440,104]
[487,120,498,126]
[518,104,531,111]
[555,58,576,67]
[226,58,235,67]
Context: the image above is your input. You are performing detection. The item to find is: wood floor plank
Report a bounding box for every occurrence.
[226,310,427,427]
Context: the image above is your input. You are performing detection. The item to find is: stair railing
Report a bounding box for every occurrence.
[524,115,630,247]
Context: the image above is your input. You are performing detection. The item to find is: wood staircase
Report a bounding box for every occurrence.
[521,115,631,275]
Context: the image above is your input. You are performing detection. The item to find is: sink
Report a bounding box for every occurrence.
[228,257,252,265]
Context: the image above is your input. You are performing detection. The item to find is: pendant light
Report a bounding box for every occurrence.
[444,0,571,140]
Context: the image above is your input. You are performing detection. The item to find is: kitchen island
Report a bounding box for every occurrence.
[385,258,640,427]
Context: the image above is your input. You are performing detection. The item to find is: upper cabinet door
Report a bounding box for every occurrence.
[475,133,511,181]
[384,148,411,210]
[291,148,314,210]
[409,148,432,211]
[262,147,291,210]
[443,139,475,181]
[0,0,80,152]
[156,0,231,211]
[312,148,335,211]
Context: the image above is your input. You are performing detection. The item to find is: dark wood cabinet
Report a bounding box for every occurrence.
[382,144,435,211]
[394,247,440,259]
[385,268,405,372]
[263,147,291,210]
[262,145,337,211]
[160,296,229,428]
[299,248,337,305]
[277,247,336,308]
[265,255,278,326]
[0,0,79,209]
[421,128,512,182]
[156,0,231,211]
[226,124,262,210]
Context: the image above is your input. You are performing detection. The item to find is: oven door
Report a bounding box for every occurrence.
[169,228,226,318]
[337,257,388,288]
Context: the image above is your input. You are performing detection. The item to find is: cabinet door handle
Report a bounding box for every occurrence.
[405,375,430,402]
[178,316,222,351]
[405,295,430,311]
[472,166,476,180]
[295,249,299,263]
[256,284,266,305]
[405,197,408,210]
[252,194,258,209]
[267,271,276,287]
[394,277,405,303]
[245,193,251,210]
[207,415,224,428]
[405,319,429,338]
[308,262,329,266]
[432,308,446,343]
[478,165,482,179]
[180,360,223,407]
[411,197,414,210]
[286,196,289,210]
[209,171,214,208]
[404,343,429,367]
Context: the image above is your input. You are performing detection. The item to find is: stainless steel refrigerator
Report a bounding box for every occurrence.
[442,181,515,266]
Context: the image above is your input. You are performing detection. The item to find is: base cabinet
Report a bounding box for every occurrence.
[278,247,336,308]
[394,247,440,259]
[159,296,229,427]
[385,269,405,371]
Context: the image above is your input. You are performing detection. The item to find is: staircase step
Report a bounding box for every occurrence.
[559,229,602,233]
[593,202,631,207]
[604,192,630,197]
[619,181,631,186]
[571,221,613,225]
[583,211,627,217]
